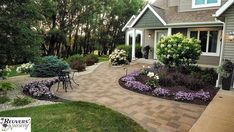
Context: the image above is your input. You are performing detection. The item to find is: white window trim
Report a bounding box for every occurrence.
[188,28,221,57]
[192,0,221,8]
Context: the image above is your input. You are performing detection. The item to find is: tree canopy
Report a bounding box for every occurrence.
[0,0,144,65]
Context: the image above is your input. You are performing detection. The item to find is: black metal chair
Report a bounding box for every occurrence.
[57,69,79,92]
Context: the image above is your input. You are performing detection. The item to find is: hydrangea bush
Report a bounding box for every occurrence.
[16,62,34,73]
[156,33,201,66]
[23,78,58,99]
[109,49,128,66]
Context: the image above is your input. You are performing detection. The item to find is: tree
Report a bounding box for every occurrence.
[0,0,43,64]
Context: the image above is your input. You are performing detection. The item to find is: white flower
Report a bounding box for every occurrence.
[160,44,165,48]
[147,72,155,78]
[154,75,159,80]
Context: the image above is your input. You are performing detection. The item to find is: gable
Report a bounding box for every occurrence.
[133,9,164,28]
[221,4,234,17]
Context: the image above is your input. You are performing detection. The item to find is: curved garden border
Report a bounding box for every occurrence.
[119,77,219,106]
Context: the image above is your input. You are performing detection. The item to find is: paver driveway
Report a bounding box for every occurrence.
[53,62,206,132]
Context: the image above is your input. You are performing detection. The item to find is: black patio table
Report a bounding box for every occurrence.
[57,69,79,92]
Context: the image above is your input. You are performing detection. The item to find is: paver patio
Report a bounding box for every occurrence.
[53,62,206,132]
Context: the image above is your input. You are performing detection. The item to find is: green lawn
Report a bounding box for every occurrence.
[98,56,109,62]
[0,101,146,132]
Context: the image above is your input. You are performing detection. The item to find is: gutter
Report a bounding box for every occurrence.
[215,18,226,88]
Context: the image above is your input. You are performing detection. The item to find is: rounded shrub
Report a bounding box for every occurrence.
[70,61,86,72]
[66,54,84,65]
[30,56,69,77]
[156,33,201,66]
[84,54,99,66]
[109,49,128,66]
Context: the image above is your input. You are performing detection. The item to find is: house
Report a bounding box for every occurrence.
[123,0,234,88]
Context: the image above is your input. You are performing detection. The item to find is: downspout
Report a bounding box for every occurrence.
[215,18,226,88]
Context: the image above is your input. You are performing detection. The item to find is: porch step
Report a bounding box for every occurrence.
[189,89,234,132]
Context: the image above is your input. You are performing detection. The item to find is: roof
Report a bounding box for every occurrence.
[130,4,167,27]
[161,6,218,24]
[214,0,234,17]
[124,1,225,29]
[122,15,136,31]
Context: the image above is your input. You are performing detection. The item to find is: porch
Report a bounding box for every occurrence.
[128,27,222,67]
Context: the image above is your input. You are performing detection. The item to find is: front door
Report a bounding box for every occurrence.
[154,30,167,59]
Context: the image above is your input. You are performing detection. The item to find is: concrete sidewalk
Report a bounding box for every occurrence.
[190,90,234,132]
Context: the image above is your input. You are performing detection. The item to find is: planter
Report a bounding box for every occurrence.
[222,73,233,90]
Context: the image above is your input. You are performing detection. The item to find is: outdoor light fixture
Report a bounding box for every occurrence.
[148,33,151,38]
[229,30,234,41]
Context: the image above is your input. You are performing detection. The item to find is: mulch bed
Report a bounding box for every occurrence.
[119,76,219,106]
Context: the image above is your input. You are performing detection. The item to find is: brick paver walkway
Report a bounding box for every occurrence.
[53,62,206,132]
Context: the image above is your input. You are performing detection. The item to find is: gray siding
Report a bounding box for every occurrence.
[223,4,234,63]
[144,30,155,59]
[134,9,164,28]
[197,56,220,66]
[179,0,228,12]
[172,28,188,36]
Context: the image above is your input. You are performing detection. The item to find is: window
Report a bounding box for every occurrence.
[192,0,221,8]
[189,29,221,56]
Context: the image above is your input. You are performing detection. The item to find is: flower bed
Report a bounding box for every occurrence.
[119,65,219,105]
[23,78,63,101]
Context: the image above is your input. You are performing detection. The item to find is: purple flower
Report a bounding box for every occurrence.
[121,76,136,82]
[23,77,59,99]
[153,88,171,96]
[195,90,210,101]
[175,91,195,101]
[125,81,151,92]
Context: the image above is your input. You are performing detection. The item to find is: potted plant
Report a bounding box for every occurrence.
[217,59,234,90]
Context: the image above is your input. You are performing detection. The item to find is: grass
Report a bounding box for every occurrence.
[98,56,109,62]
[0,101,146,132]
[12,97,32,106]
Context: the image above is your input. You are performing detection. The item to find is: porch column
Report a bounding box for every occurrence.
[126,31,129,46]
[168,27,172,36]
[132,29,136,60]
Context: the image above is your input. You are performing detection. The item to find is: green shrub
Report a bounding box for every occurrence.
[201,68,218,86]
[70,60,86,72]
[109,49,128,66]
[0,96,10,104]
[66,54,84,65]
[30,56,69,77]
[12,97,32,106]
[0,82,16,92]
[156,33,201,66]
[84,54,99,66]
[116,45,131,62]
[116,44,142,61]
